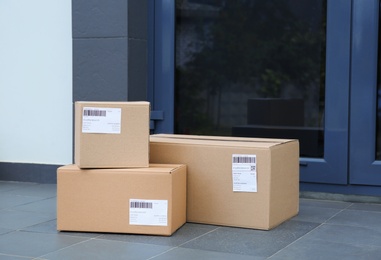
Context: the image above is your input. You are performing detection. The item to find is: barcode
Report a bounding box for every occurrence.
[233,156,256,164]
[83,109,106,117]
[130,201,153,209]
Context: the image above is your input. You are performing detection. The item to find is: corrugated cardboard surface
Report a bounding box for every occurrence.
[57,164,186,236]
[150,134,299,230]
[75,101,149,168]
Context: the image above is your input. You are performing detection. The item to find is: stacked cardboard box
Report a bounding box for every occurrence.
[150,134,299,230]
[57,164,186,235]
[58,101,299,233]
[74,101,150,168]
[57,102,187,236]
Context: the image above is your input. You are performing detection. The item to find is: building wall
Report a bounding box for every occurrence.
[72,0,148,102]
[0,0,148,183]
[0,0,72,182]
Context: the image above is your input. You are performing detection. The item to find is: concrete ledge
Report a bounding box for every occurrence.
[300,191,381,204]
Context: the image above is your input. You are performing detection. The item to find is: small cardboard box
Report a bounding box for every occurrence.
[150,134,299,230]
[75,101,150,168]
[57,164,186,236]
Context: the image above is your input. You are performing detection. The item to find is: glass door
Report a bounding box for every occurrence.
[150,0,351,185]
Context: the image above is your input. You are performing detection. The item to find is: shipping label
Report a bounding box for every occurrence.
[232,154,257,192]
[82,107,121,134]
[129,199,168,226]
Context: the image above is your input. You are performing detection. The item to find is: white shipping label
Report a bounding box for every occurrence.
[129,199,168,226]
[82,107,121,134]
[232,154,257,192]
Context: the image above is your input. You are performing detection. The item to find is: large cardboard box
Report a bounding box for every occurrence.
[75,101,149,168]
[150,134,299,230]
[57,164,186,236]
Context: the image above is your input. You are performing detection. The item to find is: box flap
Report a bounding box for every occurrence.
[150,134,296,148]
[58,164,184,174]
[76,101,149,106]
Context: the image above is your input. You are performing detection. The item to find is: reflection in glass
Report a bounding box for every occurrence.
[175,0,327,158]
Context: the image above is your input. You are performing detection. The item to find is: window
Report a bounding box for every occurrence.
[175,0,327,157]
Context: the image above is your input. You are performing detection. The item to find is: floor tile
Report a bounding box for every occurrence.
[0,231,88,258]
[10,198,56,215]
[41,238,173,260]
[0,194,42,210]
[293,205,343,223]
[22,219,103,238]
[20,220,58,234]
[299,198,352,209]
[58,230,104,239]
[0,253,36,259]
[0,182,37,193]
[327,209,381,231]
[98,223,219,247]
[0,227,13,235]
[1,180,381,260]
[0,210,56,230]
[347,202,381,212]
[180,220,319,257]
[5,184,56,199]
[269,237,381,260]
[151,247,265,260]
[302,223,381,247]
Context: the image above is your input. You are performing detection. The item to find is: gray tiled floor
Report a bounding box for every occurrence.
[1,181,381,260]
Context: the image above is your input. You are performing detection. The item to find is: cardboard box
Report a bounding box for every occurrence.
[57,164,186,236]
[75,101,149,168]
[150,134,299,230]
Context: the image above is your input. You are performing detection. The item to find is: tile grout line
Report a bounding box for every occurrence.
[267,203,354,259]
[266,223,325,259]
[37,235,102,259]
[145,226,222,260]
[0,197,56,212]
[0,252,37,259]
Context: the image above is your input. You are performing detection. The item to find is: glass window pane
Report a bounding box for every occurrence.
[175,0,327,158]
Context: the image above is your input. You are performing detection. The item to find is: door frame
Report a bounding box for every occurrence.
[148,0,175,134]
[298,0,351,185]
[349,0,381,186]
